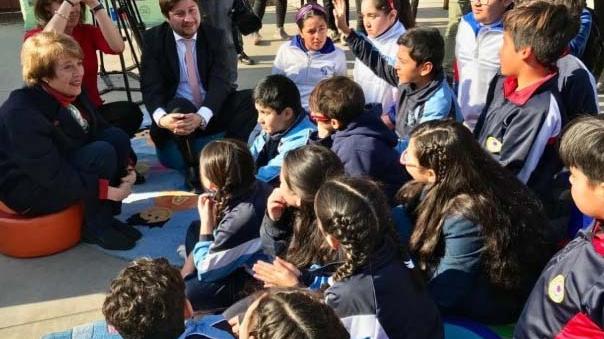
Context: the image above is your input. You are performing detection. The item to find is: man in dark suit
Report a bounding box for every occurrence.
[141,0,257,192]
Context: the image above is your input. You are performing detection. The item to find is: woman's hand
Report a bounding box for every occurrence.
[81,0,100,9]
[253,257,301,288]
[107,181,132,201]
[198,193,217,235]
[333,0,352,37]
[266,188,287,221]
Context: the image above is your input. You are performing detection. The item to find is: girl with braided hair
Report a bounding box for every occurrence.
[180,139,272,312]
[315,176,443,339]
[398,119,554,324]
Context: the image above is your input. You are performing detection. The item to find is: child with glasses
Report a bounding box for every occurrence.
[308,76,405,204]
[398,119,553,323]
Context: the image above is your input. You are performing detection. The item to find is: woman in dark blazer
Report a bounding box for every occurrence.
[0,32,139,250]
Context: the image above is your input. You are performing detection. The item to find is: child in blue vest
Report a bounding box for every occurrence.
[249,75,316,184]
[515,116,604,338]
[180,139,271,311]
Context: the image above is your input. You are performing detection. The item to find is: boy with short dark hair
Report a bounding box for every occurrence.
[514,116,604,338]
[339,23,463,153]
[474,1,575,211]
[249,74,316,183]
[102,257,233,339]
[309,76,405,202]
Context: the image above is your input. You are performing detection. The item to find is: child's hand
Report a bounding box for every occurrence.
[267,188,287,221]
[333,0,351,36]
[253,257,301,288]
[198,193,217,235]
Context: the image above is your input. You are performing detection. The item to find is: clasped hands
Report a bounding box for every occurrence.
[158,113,205,136]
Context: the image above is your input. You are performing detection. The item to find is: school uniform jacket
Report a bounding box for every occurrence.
[328,109,406,203]
[514,224,604,338]
[249,114,317,183]
[474,74,564,206]
[345,30,462,140]
[353,21,406,112]
[192,181,272,282]
[455,13,503,130]
[272,36,347,110]
[556,53,600,120]
[325,240,444,339]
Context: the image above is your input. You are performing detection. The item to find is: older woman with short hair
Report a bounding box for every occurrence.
[0,32,140,250]
[26,0,142,138]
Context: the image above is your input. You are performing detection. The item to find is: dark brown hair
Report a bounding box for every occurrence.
[315,177,407,282]
[199,139,256,221]
[281,145,344,268]
[503,1,577,66]
[397,120,552,290]
[295,3,328,29]
[397,27,444,74]
[159,0,201,18]
[560,115,604,183]
[102,258,185,339]
[34,0,86,26]
[251,288,349,339]
[308,76,365,127]
[368,0,416,28]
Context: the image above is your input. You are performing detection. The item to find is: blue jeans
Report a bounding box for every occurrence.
[156,132,224,171]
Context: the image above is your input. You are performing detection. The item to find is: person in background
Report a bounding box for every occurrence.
[272,2,347,111]
[250,0,290,44]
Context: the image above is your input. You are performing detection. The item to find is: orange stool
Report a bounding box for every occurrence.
[0,201,83,258]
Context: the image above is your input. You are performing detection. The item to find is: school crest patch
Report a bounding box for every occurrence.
[485,136,502,154]
[548,274,565,303]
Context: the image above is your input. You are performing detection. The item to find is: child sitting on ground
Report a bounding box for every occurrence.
[333,1,462,152]
[103,257,234,339]
[514,116,604,338]
[398,119,553,323]
[180,139,271,312]
[235,288,349,339]
[249,74,316,184]
[272,3,347,111]
[308,76,405,202]
[455,0,512,130]
[255,145,344,288]
[473,1,575,213]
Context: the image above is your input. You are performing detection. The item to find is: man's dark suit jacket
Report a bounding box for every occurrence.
[140,22,234,146]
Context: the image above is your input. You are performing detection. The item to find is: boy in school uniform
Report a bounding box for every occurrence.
[455,0,513,130]
[103,257,234,339]
[249,75,316,184]
[308,76,405,203]
[474,1,575,212]
[514,116,604,339]
[334,15,463,153]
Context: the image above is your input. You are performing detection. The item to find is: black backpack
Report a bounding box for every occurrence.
[581,8,604,79]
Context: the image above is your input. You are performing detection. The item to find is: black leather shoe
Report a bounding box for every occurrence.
[82,226,135,250]
[238,52,255,65]
[184,166,202,194]
[112,218,142,241]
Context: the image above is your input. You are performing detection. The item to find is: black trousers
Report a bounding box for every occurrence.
[150,90,258,151]
[98,101,144,138]
[253,0,288,28]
